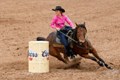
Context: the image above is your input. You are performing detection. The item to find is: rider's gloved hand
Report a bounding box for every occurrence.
[56,28,60,31]
[72,26,75,29]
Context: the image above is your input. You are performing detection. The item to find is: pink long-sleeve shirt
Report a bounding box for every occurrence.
[50,14,74,29]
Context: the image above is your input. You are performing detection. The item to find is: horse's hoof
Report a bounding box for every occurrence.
[107,67,113,70]
[74,63,81,69]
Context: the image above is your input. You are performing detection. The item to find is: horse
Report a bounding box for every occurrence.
[36,23,112,69]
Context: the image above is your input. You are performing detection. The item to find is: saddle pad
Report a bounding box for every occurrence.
[56,37,61,44]
[53,44,64,47]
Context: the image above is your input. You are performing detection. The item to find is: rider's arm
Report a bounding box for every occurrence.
[50,16,57,28]
[50,16,60,31]
[64,15,75,29]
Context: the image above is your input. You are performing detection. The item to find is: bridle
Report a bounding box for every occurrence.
[70,27,92,50]
[57,26,91,50]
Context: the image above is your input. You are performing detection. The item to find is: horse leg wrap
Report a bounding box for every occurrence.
[97,61,104,67]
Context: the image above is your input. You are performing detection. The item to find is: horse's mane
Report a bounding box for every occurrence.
[72,28,78,41]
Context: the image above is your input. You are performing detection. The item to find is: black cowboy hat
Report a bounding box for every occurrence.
[52,6,65,12]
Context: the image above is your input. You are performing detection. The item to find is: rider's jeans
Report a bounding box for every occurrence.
[57,30,71,57]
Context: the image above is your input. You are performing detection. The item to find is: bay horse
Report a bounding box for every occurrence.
[37,23,112,69]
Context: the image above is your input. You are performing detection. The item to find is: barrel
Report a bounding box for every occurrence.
[28,41,49,73]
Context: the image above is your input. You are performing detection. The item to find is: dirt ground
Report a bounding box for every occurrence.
[0,0,120,80]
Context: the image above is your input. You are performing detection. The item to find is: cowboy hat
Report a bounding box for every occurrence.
[52,6,65,12]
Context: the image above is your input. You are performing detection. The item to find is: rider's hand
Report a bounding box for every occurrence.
[56,28,60,31]
[72,26,75,29]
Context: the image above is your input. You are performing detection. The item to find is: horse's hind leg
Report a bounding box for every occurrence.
[50,46,68,64]
[55,52,68,64]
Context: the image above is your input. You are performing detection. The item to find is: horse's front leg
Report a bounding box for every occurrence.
[90,48,112,69]
[80,54,101,65]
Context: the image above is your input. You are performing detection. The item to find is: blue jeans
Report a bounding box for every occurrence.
[57,26,73,57]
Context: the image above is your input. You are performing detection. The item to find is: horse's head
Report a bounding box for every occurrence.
[75,22,87,43]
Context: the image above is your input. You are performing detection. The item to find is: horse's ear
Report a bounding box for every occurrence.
[75,23,79,27]
[84,22,85,25]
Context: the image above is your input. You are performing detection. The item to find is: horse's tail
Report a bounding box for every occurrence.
[36,37,46,41]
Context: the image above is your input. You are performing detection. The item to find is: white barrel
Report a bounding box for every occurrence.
[28,41,49,73]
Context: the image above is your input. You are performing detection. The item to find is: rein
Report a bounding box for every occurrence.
[57,30,78,43]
